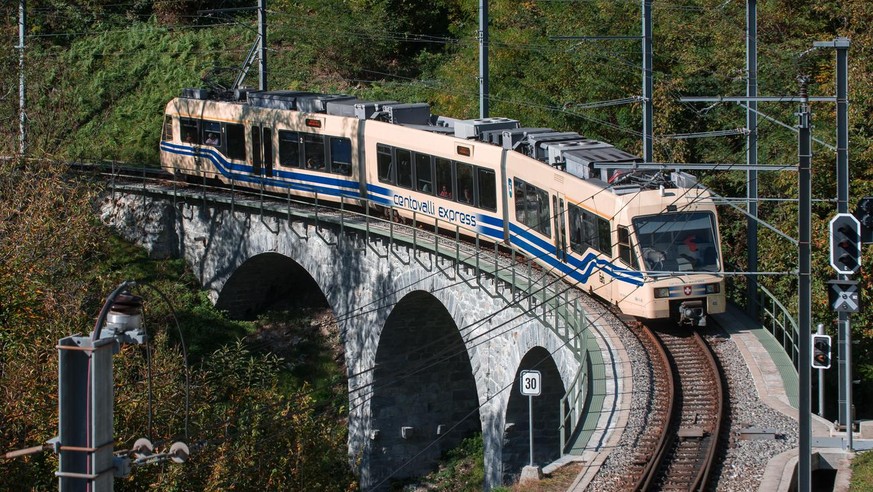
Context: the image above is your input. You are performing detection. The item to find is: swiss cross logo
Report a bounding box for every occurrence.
[684,286,692,296]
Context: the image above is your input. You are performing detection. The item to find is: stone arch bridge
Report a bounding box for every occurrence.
[99,184,621,489]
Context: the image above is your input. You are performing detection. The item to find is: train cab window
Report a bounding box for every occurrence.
[435,157,453,198]
[330,137,352,176]
[278,131,301,167]
[162,116,173,141]
[617,226,639,269]
[415,153,433,194]
[202,121,222,148]
[569,205,611,255]
[456,162,474,205]
[396,149,413,189]
[304,134,325,170]
[477,168,496,211]
[225,123,246,161]
[377,144,394,183]
[514,178,551,237]
[251,127,262,175]
[180,118,200,144]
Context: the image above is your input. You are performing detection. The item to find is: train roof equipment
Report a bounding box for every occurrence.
[180,88,698,192]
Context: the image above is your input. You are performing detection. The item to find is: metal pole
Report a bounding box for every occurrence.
[528,394,534,467]
[19,0,27,157]
[479,0,489,119]
[258,0,267,91]
[817,323,825,417]
[836,38,852,450]
[642,0,653,163]
[746,0,758,316]
[797,76,812,492]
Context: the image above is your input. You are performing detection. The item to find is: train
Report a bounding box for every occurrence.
[159,88,726,326]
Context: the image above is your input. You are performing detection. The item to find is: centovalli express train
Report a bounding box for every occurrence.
[160,88,726,325]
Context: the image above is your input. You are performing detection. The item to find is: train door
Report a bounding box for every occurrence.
[553,195,568,262]
[263,128,273,177]
[251,126,262,176]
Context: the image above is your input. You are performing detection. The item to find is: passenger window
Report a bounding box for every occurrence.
[618,226,638,268]
[514,178,550,238]
[435,157,453,198]
[377,144,394,183]
[330,137,352,176]
[304,134,325,170]
[396,148,413,189]
[456,162,474,205]
[180,118,200,144]
[263,128,273,177]
[162,116,173,142]
[415,153,433,194]
[477,168,496,211]
[251,127,262,175]
[569,204,609,255]
[225,123,246,160]
[278,131,301,168]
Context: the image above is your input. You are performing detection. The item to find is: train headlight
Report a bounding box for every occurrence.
[705,283,721,294]
[654,287,671,299]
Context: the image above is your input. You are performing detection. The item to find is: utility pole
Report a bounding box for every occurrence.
[641,0,653,163]
[746,0,758,315]
[797,75,812,492]
[478,0,489,119]
[258,0,267,91]
[18,0,27,157]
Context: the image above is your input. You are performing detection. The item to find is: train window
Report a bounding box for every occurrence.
[162,116,173,141]
[180,118,200,144]
[477,168,496,211]
[514,178,551,237]
[330,137,352,176]
[251,127,262,175]
[225,123,246,160]
[617,226,639,269]
[456,162,474,205]
[202,121,222,148]
[569,205,610,255]
[304,134,325,170]
[435,157,453,198]
[396,148,413,189]
[415,153,433,194]
[278,131,301,168]
[377,144,394,183]
[263,128,273,177]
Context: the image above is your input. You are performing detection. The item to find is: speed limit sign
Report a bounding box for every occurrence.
[520,370,541,397]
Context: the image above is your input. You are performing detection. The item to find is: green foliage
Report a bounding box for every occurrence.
[851,450,873,490]
[395,434,485,491]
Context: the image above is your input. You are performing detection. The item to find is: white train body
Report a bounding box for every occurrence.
[160,89,725,324]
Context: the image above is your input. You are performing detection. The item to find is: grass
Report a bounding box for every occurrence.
[851,450,873,490]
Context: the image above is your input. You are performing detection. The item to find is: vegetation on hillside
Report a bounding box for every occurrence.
[2,0,873,487]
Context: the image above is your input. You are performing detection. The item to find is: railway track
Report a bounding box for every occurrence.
[628,322,725,491]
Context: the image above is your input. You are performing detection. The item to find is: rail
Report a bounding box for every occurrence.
[97,163,595,455]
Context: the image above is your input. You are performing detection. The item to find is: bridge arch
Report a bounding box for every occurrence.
[215,252,325,319]
[366,290,481,486]
[502,347,563,482]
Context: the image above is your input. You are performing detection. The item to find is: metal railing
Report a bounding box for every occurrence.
[105,165,594,455]
[748,281,800,370]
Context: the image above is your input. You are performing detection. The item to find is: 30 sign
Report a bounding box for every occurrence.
[520,370,541,397]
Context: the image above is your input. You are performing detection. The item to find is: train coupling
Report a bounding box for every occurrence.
[679,300,706,327]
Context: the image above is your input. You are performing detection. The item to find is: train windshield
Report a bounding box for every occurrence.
[633,212,720,273]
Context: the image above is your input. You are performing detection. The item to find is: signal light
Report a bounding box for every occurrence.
[829,214,861,274]
[854,197,873,244]
[812,334,832,369]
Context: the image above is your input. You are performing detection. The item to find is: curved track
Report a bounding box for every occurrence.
[629,322,725,492]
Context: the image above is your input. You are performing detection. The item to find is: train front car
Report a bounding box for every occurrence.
[613,180,726,326]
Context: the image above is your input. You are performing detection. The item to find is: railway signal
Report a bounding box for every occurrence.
[855,197,873,244]
[829,213,861,274]
[812,334,832,370]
